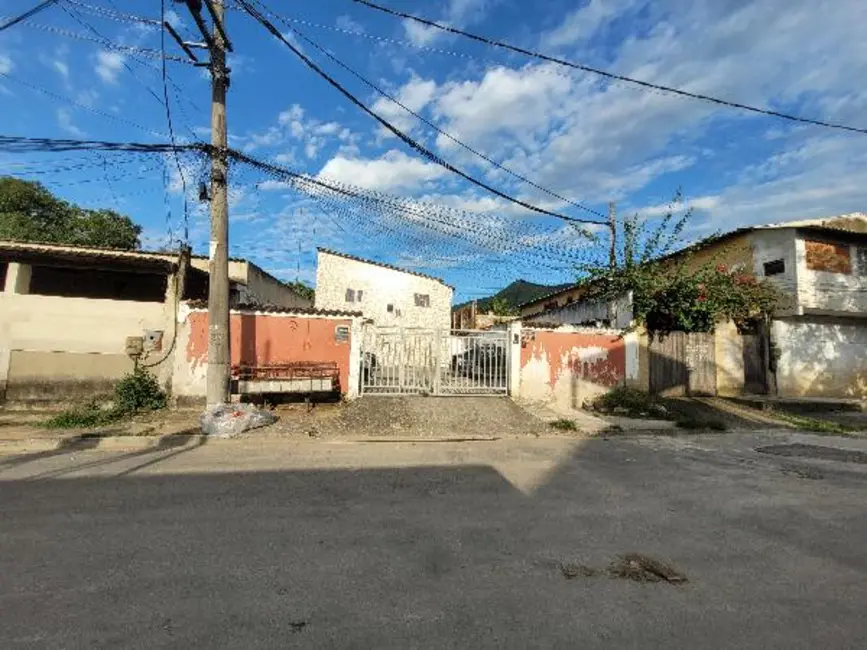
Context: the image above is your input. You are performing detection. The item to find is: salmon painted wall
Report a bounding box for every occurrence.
[519,329,626,407]
[185,311,353,394]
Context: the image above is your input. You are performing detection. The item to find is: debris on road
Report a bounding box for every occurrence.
[560,562,598,579]
[608,554,688,584]
[199,403,278,438]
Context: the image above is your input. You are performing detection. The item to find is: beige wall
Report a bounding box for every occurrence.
[243,265,312,309]
[715,320,745,396]
[316,252,452,329]
[0,290,172,401]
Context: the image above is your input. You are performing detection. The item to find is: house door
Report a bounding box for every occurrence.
[741,334,768,394]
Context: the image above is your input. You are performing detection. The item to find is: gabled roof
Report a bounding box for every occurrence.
[317,248,453,289]
[517,212,867,311]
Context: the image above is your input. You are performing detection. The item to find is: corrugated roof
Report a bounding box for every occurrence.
[517,212,867,310]
[185,300,361,317]
[0,240,179,270]
[317,247,454,289]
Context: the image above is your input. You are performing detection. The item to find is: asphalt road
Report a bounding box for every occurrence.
[2,432,867,648]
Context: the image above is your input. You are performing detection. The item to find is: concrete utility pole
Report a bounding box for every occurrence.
[608,201,617,270]
[206,0,230,405]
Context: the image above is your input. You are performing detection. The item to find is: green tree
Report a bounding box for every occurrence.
[489,296,517,317]
[286,280,315,301]
[0,176,141,249]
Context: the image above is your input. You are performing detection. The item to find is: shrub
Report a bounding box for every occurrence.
[43,368,166,429]
[114,367,167,413]
[549,419,578,431]
[591,386,657,417]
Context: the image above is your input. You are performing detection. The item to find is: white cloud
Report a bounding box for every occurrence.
[56,108,85,137]
[401,0,492,46]
[53,60,69,79]
[336,14,364,33]
[95,51,125,84]
[372,74,438,134]
[403,20,444,47]
[318,150,447,191]
[0,53,12,74]
[541,0,634,48]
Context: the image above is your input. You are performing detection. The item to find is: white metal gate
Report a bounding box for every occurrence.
[360,327,509,396]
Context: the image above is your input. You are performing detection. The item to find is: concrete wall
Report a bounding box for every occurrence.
[750,229,800,315]
[316,251,452,329]
[244,265,312,309]
[772,316,867,398]
[0,269,172,401]
[517,326,635,410]
[795,235,867,315]
[524,292,633,329]
[174,306,361,400]
[715,320,745,396]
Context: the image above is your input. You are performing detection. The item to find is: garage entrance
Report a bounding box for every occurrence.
[360,327,509,396]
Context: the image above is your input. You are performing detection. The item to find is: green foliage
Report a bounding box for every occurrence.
[488,296,517,317]
[286,280,315,301]
[43,368,166,429]
[579,192,778,335]
[0,177,141,249]
[453,280,574,313]
[591,386,659,417]
[549,418,578,431]
[114,367,167,413]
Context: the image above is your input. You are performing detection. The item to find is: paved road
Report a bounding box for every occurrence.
[2,432,867,648]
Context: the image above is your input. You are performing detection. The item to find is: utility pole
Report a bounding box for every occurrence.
[608,201,617,270]
[206,0,230,405]
[169,1,233,405]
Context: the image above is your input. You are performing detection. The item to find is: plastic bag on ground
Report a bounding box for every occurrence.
[199,403,278,438]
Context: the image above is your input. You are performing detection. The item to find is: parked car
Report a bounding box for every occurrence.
[450,342,506,380]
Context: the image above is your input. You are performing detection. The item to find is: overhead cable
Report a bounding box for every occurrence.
[354,0,867,136]
[236,0,606,225]
[0,0,60,33]
[250,1,604,219]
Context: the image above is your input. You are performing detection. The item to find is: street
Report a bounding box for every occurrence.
[2,432,867,648]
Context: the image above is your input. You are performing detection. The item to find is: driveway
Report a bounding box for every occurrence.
[2,432,866,648]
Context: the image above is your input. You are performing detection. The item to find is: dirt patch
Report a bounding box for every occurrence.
[275,397,547,438]
[608,554,688,584]
[756,443,867,464]
[780,464,824,480]
[560,562,599,579]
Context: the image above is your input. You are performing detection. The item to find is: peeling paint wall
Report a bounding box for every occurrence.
[518,328,627,409]
[174,308,357,399]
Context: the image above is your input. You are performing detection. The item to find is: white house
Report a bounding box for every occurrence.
[314,249,453,329]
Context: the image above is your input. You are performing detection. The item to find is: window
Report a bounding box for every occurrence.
[345,288,355,303]
[763,259,785,276]
[414,293,430,308]
[335,325,349,343]
[805,240,851,274]
[357,290,363,302]
[386,303,394,313]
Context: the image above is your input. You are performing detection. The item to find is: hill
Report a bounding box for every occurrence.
[457,280,574,312]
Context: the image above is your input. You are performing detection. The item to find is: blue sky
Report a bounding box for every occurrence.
[1,0,866,301]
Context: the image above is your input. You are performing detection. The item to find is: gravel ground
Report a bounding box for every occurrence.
[268,396,549,439]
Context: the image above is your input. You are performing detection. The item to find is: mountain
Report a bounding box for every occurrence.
[457,280,575,312]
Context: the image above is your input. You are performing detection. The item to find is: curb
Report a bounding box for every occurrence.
[0,433,208,454]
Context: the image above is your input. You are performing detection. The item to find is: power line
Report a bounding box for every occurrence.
[161,0,190,243]
[255,2,604,220]
[236,0,605,226]
[354,0,867,137]
[0,0,59,33]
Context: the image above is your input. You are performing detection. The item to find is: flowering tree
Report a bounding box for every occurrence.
[578,194,778,335]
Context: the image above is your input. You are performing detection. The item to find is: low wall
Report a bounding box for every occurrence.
[518,326,637,410]
[173,306,361,400]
